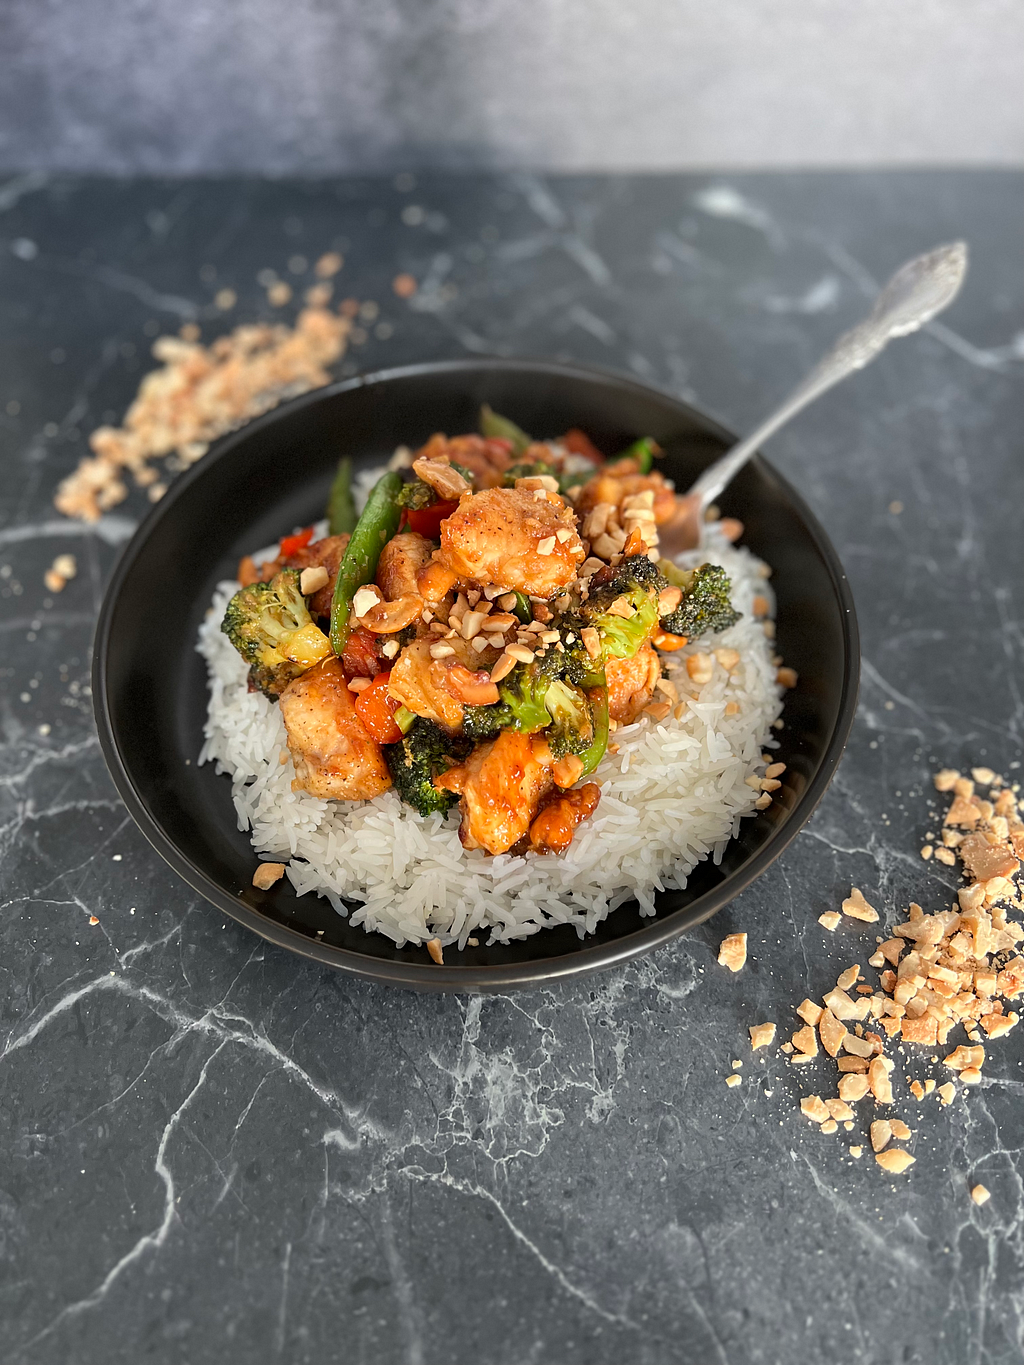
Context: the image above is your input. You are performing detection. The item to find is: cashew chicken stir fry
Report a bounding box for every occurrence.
[222,410,742,857]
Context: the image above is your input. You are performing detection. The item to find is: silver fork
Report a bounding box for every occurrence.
[669,241,968,549]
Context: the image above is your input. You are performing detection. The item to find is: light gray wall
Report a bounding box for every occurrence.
[1,0,1021,173]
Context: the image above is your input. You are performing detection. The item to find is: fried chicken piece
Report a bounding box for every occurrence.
[415,433,513,489]
[376,531,433,601]
[438,487,584,596]
[575,469,677,525]
[529,783,601,854]
[279,657,391,801]
[606,643,661,724]
[387,638,468,731]
[436,731,554,854]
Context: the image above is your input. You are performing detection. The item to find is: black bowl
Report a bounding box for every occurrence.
[94,358,859,991]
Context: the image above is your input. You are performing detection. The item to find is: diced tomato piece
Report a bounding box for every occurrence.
[405,500,459,539]
[354,673,402,744]
[341,626,381,681]
[279,526,315,558]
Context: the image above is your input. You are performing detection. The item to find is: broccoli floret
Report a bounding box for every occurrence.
[462,699,515,742]
[461,661,594,759]
[495,663,553,733]
[397,477,435,510]
[383,718,472,816]
[502,459,557,487]
[660,562,740,638]
[543,677,593,758]
[221,568,332,699]
[580,554,667,662]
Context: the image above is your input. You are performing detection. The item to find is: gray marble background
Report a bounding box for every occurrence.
[0,168,1022,1363]
[1,0,1023,173]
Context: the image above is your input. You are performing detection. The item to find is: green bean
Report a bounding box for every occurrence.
[578,680,609,778]
[615,437,660,474]
[326,456,357,535]
[329,470,403,655]
[479,404,531,456]
[510,591,532,624]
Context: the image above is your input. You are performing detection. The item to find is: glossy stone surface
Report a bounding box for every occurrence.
[1,171,1021,1364]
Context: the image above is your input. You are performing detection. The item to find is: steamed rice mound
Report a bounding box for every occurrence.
[197,529,783,947]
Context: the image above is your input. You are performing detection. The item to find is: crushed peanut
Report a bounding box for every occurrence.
[55,307,351,521]
[686,652,714,685]
[252,862,286,890]
[725,1074,742,1088]
[426,938,444,965]
[838,1074,870,1102]
[43,552,78,592]
[749,1022,776,1050]
[869,1119,892,1152]
[818,911,842,931]
[800,1095,830,1123]
[875,1148,915,1175]
[970,1183,991,1206]
[718,932,748,972]
[299,565,329,594]
[842,887,880,923]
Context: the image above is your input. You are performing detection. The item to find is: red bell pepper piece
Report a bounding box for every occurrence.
[405,500,459,540]
[354,672,403,744]
[279,526,315,558]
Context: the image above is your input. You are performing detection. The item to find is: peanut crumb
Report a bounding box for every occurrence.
[933,769,961,791]
[842,887,880,923]
[838,1074,870,1102]
[55,307,351,520]
[820,1119,838,1134]
[426,938,444,965]
[970,1184,991,1206]
[796,998,823,1026]
[252,862,286,890]
[800,1095,830,1123]
[791,1026,818,1057]
[890,1120,912,1140]
[316,252,344,278]
[850,1145,864,1158]
[876,1148,915,1175]
[717,932,747,972]
[818,911,842,931]
[725,1074,742,1088]
[825,1098,855,1121]
[749,1022,776,1050]
[870,1120,892,1152]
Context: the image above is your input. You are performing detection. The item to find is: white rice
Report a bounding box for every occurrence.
[197,522,783,947]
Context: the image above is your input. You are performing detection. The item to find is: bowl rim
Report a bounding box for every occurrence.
[93,355,860,991]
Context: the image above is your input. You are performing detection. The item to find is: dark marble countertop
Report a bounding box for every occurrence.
[1,171,1022,1365]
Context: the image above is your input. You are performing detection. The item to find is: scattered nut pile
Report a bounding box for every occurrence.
[726,766,1023,1188]
[54,305,352,522]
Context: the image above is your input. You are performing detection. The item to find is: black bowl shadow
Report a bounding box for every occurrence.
[94,357,859,991]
